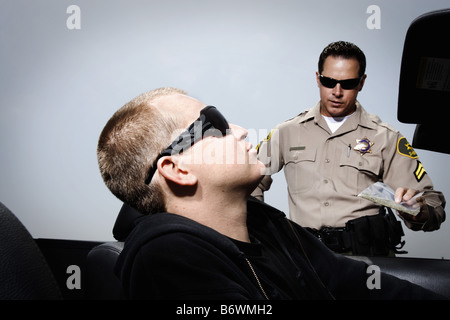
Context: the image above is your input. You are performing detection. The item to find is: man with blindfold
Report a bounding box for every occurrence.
[252,41,445,256]
[97,87,443,299]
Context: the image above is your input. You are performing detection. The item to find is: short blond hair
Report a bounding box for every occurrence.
[97,87,187,214]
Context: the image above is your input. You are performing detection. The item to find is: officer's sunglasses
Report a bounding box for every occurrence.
[145,106,230,184]
[319,74,362,90]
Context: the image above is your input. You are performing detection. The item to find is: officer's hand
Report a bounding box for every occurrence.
[395,187,429,224]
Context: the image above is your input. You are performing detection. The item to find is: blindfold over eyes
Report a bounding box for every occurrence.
[145,106,229,184]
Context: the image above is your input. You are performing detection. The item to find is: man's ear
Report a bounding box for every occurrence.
[157,156,198,186]
[315,71,321,87]
[358,74,367,92]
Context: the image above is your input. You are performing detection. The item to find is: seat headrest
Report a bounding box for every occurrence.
[398,8,450,124]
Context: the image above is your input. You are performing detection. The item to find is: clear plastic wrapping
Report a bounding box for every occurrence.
[358,182,422,216]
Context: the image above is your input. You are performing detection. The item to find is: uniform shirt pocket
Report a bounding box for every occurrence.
[339,153,383,195]
[284,147,318,194]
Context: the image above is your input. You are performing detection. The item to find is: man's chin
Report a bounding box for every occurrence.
[257,162,269,176]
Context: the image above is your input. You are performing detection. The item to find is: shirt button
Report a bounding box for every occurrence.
[324,179,328,184]
[325,159,330,163]
[324,202,329,206]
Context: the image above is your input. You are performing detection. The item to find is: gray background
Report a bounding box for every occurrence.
[1,0,449,259]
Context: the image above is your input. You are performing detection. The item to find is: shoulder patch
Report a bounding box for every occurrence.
[256,129,275,153]
[397,137,418,159]
[263,129,275,142]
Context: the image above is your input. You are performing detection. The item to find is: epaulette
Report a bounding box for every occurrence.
[368,113,399,133]
[282,108,311,124]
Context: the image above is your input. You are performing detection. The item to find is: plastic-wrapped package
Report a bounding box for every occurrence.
[358,182,422,216]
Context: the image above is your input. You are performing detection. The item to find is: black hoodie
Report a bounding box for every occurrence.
[115,197,443,300]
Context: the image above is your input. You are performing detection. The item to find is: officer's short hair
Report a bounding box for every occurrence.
[318,41,366,78]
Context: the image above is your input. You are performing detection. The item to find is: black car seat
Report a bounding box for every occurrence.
[0,201,62,299]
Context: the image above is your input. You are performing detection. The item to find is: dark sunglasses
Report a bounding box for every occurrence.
[319,74,362,90]
[145,106,230,184]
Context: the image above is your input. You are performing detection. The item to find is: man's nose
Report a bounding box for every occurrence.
[333,83,343,97]
[229,123,248,140]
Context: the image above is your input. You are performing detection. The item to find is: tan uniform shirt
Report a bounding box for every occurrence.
[252,101,445,231]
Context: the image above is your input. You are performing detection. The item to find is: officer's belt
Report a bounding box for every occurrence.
[306,226,352,253]
[305,208,407,256]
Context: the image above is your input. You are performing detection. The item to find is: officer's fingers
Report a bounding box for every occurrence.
[395,187,417,203]
[403,188,418,202]
[394,187,407,203]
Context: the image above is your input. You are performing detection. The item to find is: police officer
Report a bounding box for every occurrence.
[252,41,446,255]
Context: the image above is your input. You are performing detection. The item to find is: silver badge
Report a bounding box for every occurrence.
[354,137,374,155]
